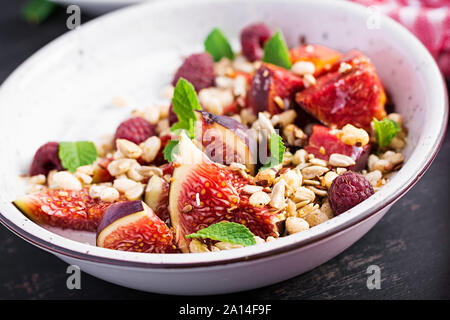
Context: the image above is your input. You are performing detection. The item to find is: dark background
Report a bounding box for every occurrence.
[0,2,449,300]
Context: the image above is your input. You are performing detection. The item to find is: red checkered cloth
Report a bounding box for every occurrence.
[350,0,450,76]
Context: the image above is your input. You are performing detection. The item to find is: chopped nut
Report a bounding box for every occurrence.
[254,236,265,245]
[303,208,329,227]
[107,159,136,176]
[233,75,247,97]
[100,187,119,202]
[215,242,244,250]
[280,169,302,190]
[142,107,160,124]
[266,236,277,242]
[270,180,286,209]
[338,62,352,74]
[321,199,334,219]
[29,174,46,185]
[286,217,310,234]
[49,171,82,191]
[189,239,210,253]
[292,149,308,165]
[232,55,256,74]
[364,170,382,187]
[116,139,143,159]
[242,185,264,194]
[328,153,356,167]
[125,183,145,200]
[255,168,277,186]
[214,57,233,76]
[336,167,348,175]
[286,199,297,217]
[340,124,369,146]
[156,119,170,136]
[303,73,316,87]
[301,165,329,179]
[389,136,406,151]
[139,165,163,178]
[127,162,145,182]
[198,87,234,115]
[74,172,93,185]
[387,113,403,127]
[229,162,246,171]
[381,151,404,166]
[271,110,297,127]
[113,176,139,193]
[249,191,271,207]
[89,185,106,198]
[140,136,161,163]
[240,108,257,126]
[291,61,316,76]
[323,171,339,188]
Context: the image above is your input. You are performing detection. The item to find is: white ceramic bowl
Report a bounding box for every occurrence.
[0,0,447,295]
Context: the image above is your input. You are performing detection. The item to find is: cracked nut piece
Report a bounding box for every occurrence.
[116,139,143,159]
[286,217,310,234]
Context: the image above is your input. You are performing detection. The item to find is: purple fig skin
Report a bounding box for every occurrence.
[96,200,143,238]
[247,65,272,114]
[197,110,256,152]
[351,144,372,172]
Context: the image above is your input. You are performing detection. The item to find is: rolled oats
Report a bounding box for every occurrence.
[292,149,308,165]
[303,73,316,87]
[271,110,297,127]
[323,171,338,188]
[307,186,328,197]
[308,158,328,167]
[364,170,382,187]
[303,208,329,227]
[29,174,46,185]
[255,168,276,187]
[215,242,244,250]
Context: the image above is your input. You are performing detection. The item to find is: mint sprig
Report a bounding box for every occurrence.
[186,222,256,247]
[58,141,98,173]
[260,133,286,171]
[163,140,179,162]
[170,78,201,139]
[372,118,401,152]
[204,28,235,62]
[262,31,292,70]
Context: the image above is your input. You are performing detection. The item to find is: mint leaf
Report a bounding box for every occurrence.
[22,0,56,24]
[204,28,235,62]
[186,222,256,246]
[58,141,98,173]
[163,140,179,162]
[170,78,201,139]
[372,118,401,152]
[262,31,292,69]
[260,133,286,171]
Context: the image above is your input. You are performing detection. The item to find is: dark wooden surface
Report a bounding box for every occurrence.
[0,2,449,300]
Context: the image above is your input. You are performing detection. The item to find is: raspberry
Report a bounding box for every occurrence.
[241,23,272,62]
[29,142,64,176]
[171,53,215,92]
[328,171,374,215]
[114,117,155,145]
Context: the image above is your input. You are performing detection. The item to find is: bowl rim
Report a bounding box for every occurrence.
[0,0,448,269]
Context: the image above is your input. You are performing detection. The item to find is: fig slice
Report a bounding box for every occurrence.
[13,188,122,231]
[196,110,257,175]
[289,44,342,76]
[295,50,387,131]
[145,175,170,225]
[97,201,177,253]
[305,125,371,171]
[169,132,283,253]
[247,63,304,115]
